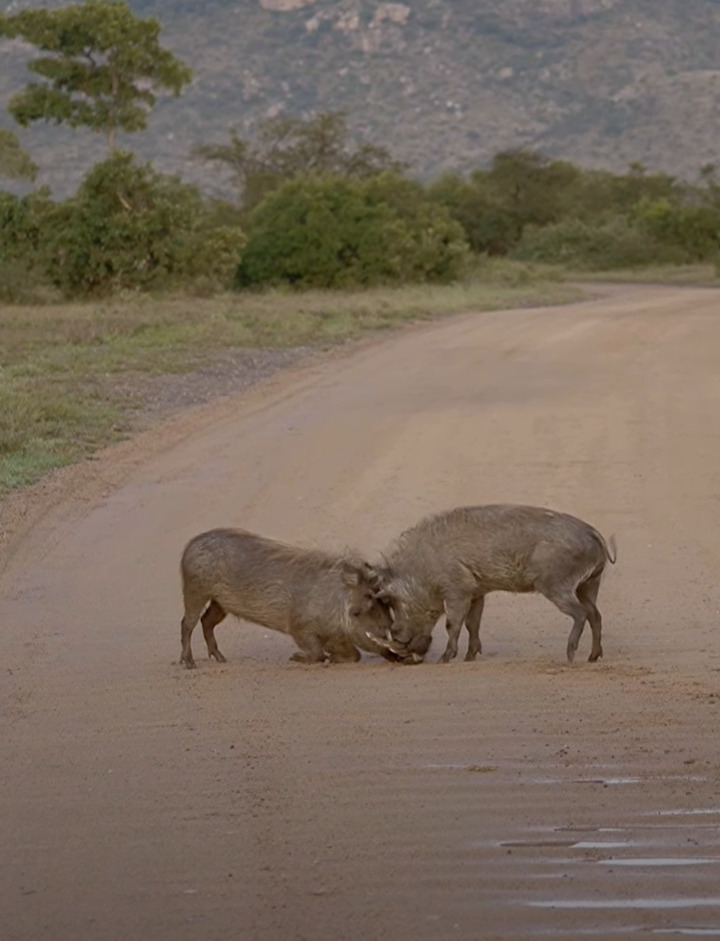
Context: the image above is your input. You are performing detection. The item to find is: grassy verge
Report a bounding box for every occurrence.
[563,263,720,285]
[0,264,579,496]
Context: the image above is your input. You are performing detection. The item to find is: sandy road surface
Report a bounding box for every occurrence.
[3,285,720,941]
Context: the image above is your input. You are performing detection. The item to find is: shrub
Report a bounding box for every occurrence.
[42,151,246,297]
[0,188,57,300]
[237,173,468,289]
[634,199,720,262]
[512,215,675,269]
[361,172,469,281]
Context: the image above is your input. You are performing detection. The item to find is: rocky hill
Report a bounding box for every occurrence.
[2,0,720,197]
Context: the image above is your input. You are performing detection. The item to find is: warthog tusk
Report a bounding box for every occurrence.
[365,631,424,663]
[365,631,405,654]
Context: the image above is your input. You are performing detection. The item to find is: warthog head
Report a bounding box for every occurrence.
[361,563,440,664]
[339,562,404,657]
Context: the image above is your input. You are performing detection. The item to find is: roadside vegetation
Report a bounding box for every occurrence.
[1,1,719,495]
[0,264,578,495]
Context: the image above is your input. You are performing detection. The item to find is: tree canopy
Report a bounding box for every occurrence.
[0,0,192,150]
[237,172,467,289]
[194,111,408,211]
[0,129,38,181]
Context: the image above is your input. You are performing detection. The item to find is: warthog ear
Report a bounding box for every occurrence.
[372,587,395,605]
[340,565,361,587]
[362,561,389,590]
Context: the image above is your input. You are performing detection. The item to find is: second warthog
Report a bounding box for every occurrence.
[180,527,395,667]
[367,504,616,664]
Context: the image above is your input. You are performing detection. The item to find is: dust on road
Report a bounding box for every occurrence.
[2,284,720,940]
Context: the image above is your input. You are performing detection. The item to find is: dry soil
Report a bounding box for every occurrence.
[2,284,720,941]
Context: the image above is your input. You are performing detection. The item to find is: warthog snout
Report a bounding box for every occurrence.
[365,630,426,664]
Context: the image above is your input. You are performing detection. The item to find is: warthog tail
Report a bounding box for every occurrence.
[589,528,617,565]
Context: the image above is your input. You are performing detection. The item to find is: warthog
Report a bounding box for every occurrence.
[367,504,617,664]
[180,527,395,668]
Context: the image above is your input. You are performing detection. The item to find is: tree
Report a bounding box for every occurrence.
[42,151,245,296]
[0,187,56,303]
[513,216,663,270]
[475,149,581,229]
[0,1,192,150]
[237,173,467,290]
[634,198,720,262]
[698,163,720,211]
[194,111,407,211]
[427,172,519,254]
[0,129,38,181]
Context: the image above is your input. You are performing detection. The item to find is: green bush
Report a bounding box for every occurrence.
[0,257,50,304]
[361,172,469,281]
[237,173,468,289]
[0,188,58,300]
[633,199,720,262]
[42,151,246,297]
[427,172,523,254]
[512,215,675,269]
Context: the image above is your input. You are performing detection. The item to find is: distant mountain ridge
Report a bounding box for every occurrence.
[2,0,720,197]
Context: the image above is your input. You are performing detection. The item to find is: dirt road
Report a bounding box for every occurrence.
[3,284,720,941]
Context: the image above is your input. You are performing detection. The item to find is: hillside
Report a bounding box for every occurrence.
[2,0,720,198]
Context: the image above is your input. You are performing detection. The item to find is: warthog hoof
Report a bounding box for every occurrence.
[289,651,328,664]
[401,653,424,665]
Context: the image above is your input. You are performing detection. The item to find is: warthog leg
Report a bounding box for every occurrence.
[539,582,593,663]
[577,572,603,662]
[464,595,485,661]
[201,600,227,663]
[180,598,207,669]
[325,636,362,664]
[289,630,328,664]
[440,594,475,663]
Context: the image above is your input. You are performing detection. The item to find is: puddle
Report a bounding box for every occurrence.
[598,858,720,868]
[555,826,626,833]
[570,775,706,785]
[420,761,505,771]
[572,841,635,850]
[498,839,635,849]
[626,824,720,831]
[500,840,578,848]
[523,776,644,786]
[422,763,471,770]
[534,930,720,938]
[531,928,647,936]
[651,930,720,936]
[650,809,720,817]
[528,899,720,910]
[531,774,707,787]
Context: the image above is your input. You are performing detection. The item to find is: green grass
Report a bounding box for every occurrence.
[0,264,580,496]
[563,262,720,285]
